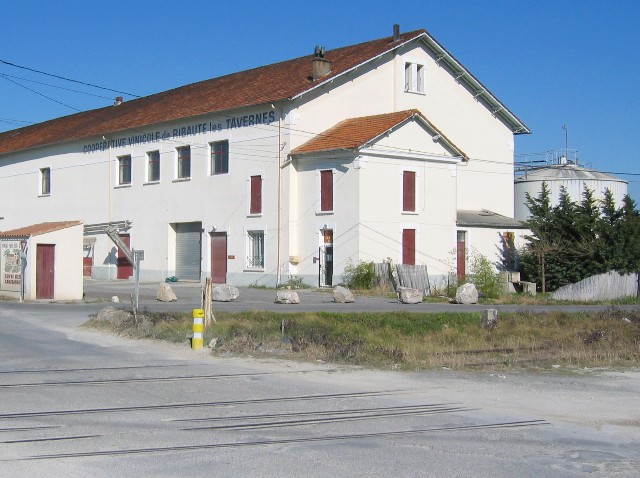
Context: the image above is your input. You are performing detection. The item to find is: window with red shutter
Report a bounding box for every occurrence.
[403,171,415,212]
[320,170,333,212]
[250,175,262,214]
[402,229,416,265]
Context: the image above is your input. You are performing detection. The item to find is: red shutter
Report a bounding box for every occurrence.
[250,175,262,214]
[403,171,415,212]
[402,229,416,265]
[320,170,333,211]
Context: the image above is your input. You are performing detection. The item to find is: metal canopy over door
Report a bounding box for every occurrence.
[210,232,227,283]
[175,222,202,281]
[36,244,55,299]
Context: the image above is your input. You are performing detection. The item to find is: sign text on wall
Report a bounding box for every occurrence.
[83,110,276,153]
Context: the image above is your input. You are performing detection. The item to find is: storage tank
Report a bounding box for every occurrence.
[514,158,628,220]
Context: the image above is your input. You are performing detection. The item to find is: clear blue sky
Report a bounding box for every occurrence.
[2,0,639,201]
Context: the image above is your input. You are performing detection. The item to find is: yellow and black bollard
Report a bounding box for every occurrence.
[192,308,205,350]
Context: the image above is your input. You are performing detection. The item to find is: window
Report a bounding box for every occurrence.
[118,155,132,185]
[40,167,51,195]
[147,150,160,182]
[404,62,424,93]
[402,228,416,265]
[250,175,262,214]
[176,146,191,179]
[320,169,333,212]
[210,140,229,175]
[247,230,264,269]
[402,170,416,212]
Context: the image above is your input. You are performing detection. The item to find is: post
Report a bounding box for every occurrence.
[132,249,144,310]
[203,278,214,326]
[19,240,27,303]
[192,308,205,350]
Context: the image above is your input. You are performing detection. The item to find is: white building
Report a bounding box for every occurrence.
[0,26,529,289]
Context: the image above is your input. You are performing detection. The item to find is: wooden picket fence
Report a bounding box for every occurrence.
[374,262,430,295]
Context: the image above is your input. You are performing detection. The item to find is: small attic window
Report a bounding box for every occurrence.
[404,62,424,93]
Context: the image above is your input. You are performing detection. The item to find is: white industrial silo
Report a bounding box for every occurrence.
[514,152,628,220]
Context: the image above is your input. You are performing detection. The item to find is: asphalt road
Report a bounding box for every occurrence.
[0,298,639,476]
[78,279,640,314]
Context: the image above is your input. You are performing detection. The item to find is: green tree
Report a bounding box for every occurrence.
[521,181,560,293]
[521,183,640,293]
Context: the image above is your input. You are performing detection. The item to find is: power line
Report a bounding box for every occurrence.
[0,75,80,112]
[0,59,141,98]
[0,73,116,100]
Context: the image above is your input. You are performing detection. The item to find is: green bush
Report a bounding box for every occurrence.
[343,260,376,289]
[468,251,501,299]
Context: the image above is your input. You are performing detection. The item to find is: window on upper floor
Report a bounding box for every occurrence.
[320,169,333,213]
[176,146,191,179]
[249,175,262,215]
[404,62,424,93]
[40,167,51,195]
[211,140,229,175]
[147,150,160,182]
[118,155,132,185]
[246,230,264,270]
[402,170,416,212]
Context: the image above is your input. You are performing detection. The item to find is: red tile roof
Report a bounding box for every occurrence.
[290,109,468,159]
[0,221,82,238]
[0,30,427,157]
[292,110,419,154]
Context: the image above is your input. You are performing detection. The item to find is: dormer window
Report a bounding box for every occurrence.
[405,62,424,93]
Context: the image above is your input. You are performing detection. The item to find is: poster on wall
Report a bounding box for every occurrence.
[1,240,22,292]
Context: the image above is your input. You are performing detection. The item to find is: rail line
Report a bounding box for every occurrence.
[18,420,550,461]
[0,390,408,420]
[0,368,343,388]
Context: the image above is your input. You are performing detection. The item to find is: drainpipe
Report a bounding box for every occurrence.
[276,106,283,287]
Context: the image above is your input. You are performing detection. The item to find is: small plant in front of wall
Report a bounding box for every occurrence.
[283,275,310,289]
[249,281,269,289]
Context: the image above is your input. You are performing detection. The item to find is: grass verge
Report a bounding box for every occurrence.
[83,307,640,372]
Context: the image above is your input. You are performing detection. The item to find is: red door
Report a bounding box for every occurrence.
[210,233,227,283]
[36,244,55,299]
[83,257,93,277]
[117,234,133,279]
[402,229,415,265]
[457,231,466,282]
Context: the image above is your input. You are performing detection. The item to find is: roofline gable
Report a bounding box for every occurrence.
[416,29,530,135]
[291,30,529,135]
[290,109,468,160]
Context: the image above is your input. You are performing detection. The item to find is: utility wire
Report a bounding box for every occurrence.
[0,75,80,111]
[0,73,116,100]
[0,59,141,98]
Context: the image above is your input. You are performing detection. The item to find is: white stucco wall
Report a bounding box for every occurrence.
[0,36,523,288]
[14,224,84,301]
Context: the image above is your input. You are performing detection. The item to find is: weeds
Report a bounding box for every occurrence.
[85,309,640,371]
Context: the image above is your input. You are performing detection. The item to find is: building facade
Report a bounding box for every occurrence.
[0,27,529,289]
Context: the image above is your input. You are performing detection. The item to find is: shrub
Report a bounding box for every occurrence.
[468,251,501,299]
[343,260,376,289]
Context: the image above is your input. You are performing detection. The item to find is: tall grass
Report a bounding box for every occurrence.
[85,309,640,371]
